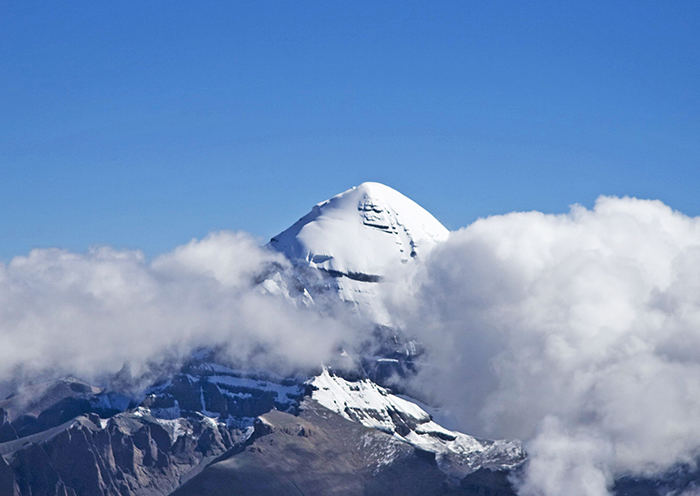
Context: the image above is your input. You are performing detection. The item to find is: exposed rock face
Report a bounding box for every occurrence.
[174,400,518,496]
[3,370,698,496]
[0,378,130,443]
[0,365,527,496]
[143,361,305,423]
[0,409,242,496]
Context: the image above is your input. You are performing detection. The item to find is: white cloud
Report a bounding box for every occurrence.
[152,231,282,287]
[390,196,700,495]
[514,417,614,496]
[0,231,352,386]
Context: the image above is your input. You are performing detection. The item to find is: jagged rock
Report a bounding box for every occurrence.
[174,401,476,496]
[0,378,130,443]
[0,410,243,496]
[144,361,304,422]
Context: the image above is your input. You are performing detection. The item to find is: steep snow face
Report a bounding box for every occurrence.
[270,182,449,280]
[309,370,525,477]
[267,182,449,322]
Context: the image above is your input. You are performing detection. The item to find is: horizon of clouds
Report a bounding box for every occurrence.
[2,195,700,495]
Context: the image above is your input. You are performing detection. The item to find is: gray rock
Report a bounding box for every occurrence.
[0,409,242,496]
[173,400,517,496]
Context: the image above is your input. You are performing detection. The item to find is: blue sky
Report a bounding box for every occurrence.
[2,1,698,259]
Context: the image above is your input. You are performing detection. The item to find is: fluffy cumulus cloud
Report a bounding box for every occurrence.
[390,196,700,495]
[0,231,353,389]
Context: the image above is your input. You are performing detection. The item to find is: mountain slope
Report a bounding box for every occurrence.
[173,400,513,496]
[310,370,523,479]
[268,182,448,323]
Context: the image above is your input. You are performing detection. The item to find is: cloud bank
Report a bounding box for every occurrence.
[0,231,353,389]
[391,196,700,495]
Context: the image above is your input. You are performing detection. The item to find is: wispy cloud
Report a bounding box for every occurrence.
[0,231,353,388]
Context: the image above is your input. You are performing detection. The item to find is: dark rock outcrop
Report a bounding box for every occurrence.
[173,400,519,496]
[0,410,243,496]
[0,378,131,443]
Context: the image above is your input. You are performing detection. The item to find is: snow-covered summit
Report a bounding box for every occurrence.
[270,182,449,280]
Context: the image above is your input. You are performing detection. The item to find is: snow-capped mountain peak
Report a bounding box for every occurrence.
[269,182,449,280]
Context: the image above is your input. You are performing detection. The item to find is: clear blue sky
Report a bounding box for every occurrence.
[2,1,699,260]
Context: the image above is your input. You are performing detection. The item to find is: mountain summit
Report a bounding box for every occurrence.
[270,182,449,281]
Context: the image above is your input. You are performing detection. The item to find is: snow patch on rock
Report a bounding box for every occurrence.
[309,369,525,476]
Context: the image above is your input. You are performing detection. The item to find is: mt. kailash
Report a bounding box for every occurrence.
[268,181,449,324]
[1,183,527,496]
